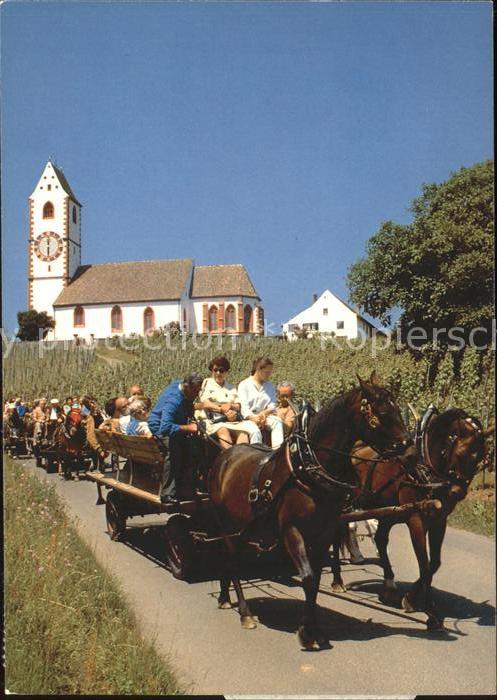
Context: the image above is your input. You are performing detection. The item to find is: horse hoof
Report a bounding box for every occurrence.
[401,594,416,613]
[427,617,445,632]
[218,601,232,610]
[331,582,347,593]
[297,627,321,651]
[241,615,257,629]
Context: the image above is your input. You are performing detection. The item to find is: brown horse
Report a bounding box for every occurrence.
[208,371,415,650]
[54,408,88,480]
[331,407,493,630]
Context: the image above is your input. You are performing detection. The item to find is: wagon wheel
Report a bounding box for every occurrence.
[105,491,127,541]
[164,515,196,580]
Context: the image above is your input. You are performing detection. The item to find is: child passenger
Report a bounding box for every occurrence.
[125,397,152,437]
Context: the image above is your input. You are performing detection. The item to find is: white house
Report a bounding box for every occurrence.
[28,161,264,341]
[282,290,381,340]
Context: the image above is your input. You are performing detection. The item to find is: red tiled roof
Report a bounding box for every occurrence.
[54,259,193,306]
[191,264,259,299]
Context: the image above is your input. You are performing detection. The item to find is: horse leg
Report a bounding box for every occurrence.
[402,514,443,630]
[424,517,448,631]
[428,517,447,577]
[330,528,347,592]
[284,525,324,650]
[376,519,401,606]
[218,575,232,609]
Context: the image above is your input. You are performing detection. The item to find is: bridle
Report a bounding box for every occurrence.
[424,413,486,488]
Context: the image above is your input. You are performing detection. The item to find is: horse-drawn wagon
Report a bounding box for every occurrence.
[87,424,443,582]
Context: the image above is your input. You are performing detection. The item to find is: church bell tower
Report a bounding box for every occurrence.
[28,161,82,315]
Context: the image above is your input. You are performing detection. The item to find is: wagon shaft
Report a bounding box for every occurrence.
[340,499,442,523]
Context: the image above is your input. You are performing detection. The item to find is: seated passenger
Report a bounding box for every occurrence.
[128,383,144,399]
[195,355,260,449]
[126,397,152,437]
[238,357,285,448]
[276,381,297,435]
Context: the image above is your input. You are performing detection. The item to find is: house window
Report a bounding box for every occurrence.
[303,322,319,331]
[143,307,155,334]
[243,305,253,333]
[208,305,218,332]
[72,206,77,224]
[111,305,123,332]
[43,201,54,218]
[74,306,85,328]
[225,304,236,332]
[47,184,52,191]
[323,308,328,316]
[337,320,344,330]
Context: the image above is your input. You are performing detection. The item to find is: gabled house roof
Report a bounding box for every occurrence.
[54,259,193,306]
[190,264,260,299]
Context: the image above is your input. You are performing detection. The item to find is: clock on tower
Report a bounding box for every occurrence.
[28,161,82,315]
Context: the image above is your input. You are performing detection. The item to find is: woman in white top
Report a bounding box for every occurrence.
[237,356,285,448]
[196,356,260,449]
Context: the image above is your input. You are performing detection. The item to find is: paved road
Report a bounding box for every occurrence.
[19,458,496,696]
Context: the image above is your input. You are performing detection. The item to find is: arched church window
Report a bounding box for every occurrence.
[111,305,123,333]
[143,307,155,334]
[72,206,77,224]
[243,305,253,333]
[225,305,236,332]
[43,201,54,219]
[208,305,218,333]
[74,306,85,328]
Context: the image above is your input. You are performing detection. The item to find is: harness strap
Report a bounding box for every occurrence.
[248,455,280,518]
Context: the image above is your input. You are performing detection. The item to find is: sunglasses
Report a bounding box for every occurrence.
[213,367,227,373]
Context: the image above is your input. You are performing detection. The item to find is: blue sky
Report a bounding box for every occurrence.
[1,1,493,335]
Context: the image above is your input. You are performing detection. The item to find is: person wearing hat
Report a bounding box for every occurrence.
[148,372,205,505]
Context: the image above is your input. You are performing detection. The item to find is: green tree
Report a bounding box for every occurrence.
[347,160,494,345]
[16,310,55,341]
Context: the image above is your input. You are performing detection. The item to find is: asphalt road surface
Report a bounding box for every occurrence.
[18,458,496,696]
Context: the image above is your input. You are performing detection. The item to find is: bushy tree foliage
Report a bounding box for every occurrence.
[16,310,55,341]
[347,161,494,344]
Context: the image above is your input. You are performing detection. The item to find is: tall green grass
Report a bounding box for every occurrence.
[4,457,184,695]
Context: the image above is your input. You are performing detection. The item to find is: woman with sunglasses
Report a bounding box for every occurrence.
[196,355,260,449]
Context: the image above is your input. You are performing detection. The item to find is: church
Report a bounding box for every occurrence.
[28,161,264,341]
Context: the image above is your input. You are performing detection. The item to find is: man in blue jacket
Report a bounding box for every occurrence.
[148,373,204,505]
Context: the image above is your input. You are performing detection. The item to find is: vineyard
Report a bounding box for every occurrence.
[3,334,495,429]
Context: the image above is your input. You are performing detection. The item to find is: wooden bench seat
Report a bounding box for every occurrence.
[96,430,164,465]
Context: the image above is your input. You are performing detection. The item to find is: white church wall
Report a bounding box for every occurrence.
[54,301,182,340]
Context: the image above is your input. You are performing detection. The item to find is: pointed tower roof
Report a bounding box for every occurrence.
[50,162,82,206]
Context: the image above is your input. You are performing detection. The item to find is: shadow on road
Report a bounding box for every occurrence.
[246,596,458,644]
[111,521,495,638]
[348,579,495,627]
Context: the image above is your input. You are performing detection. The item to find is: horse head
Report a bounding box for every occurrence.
[427,409,492,500]
[356,371,416,466]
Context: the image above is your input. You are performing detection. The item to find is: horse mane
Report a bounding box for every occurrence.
[308,389,358,442]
